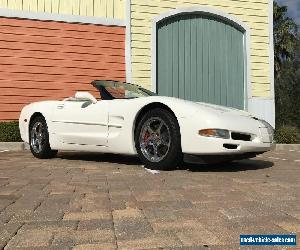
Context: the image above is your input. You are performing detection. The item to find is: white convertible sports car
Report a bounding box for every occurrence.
[19,80,274,170]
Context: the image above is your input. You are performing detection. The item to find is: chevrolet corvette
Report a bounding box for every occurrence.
[19,80,274,170]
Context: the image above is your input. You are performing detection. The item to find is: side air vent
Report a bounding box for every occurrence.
[223,144,238,150]
[231,132,251,141]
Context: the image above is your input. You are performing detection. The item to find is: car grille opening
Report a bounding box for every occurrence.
[231,132,251,141]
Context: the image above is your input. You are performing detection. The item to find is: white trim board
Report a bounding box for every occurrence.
[268,0,275,99]
[0,8,126,26]
[151,6,251,110]
[248,98,275,127]
[125,0,132,83]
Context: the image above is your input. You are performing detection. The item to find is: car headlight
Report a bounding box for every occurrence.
[198,129,230,139]
[259,119,274,135]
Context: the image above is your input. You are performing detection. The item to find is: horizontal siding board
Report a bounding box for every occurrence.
[131,19,269,34]
[0,57,125,71]
[0,41,124,57]
[0,86,100,97]
[0,49,125,64]
[0,33,124,49]
[132,32,269,45]
[0,72,124,83]
[0,65,125,77]
[132,14,268,26]
[0,112,20,120]
[131,4,268,18]
[0,17,125,120]
[0,25,124,41]
[131,0,268,11]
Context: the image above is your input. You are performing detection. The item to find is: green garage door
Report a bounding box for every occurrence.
[157,14,246,109]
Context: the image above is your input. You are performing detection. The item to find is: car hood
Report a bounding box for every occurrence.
[147,96,252,117]
[194,102,252,117]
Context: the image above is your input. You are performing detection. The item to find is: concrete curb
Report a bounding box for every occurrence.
[0,142,29,151]
[275,144,300,151]
[0,142,299,152]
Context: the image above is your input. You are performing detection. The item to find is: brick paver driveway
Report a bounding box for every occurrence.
[0,150,299,249]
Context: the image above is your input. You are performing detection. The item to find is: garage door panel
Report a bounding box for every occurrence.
[202,19,209,104]
[172,20,179,98]
[157,14,245,109]
[178,20,185,99]
[191,17,197,102]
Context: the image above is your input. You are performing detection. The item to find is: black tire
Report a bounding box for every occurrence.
[135,108,183,170]
[29,116,57,159]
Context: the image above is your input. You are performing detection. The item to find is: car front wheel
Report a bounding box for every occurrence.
[29,116,57,159]
[135,108,182,170]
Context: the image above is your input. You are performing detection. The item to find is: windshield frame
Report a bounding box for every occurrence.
[91,80,157,100]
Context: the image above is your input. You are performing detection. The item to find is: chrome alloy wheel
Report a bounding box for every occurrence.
[30,122,44,154]
[139,117,171,162]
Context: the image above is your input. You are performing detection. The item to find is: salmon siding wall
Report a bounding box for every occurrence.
[0,17,126,120]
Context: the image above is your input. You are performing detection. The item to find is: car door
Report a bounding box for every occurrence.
[51,100,108,147]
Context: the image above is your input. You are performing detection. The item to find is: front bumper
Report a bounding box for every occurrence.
[183,136,275,155]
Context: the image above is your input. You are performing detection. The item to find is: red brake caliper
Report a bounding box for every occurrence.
[143,131,150,146]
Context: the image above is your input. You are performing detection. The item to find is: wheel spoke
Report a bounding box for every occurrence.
[155,122,163,136]
[146,124,155,134]
[153,145,159,160]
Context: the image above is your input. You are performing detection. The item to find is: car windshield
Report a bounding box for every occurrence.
[92,80,157,99]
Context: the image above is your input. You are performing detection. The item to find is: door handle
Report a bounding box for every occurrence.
[57,104,64,109]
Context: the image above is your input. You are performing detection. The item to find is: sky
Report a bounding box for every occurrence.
[276,0,300,27]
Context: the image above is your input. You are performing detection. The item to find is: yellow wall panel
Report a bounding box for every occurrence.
[131,0,268,12]
[94,0,107,17]
[22,0,31,11]
[22,0,38,11]
[7,0,23,10]
[44,0,52,13]
[115,0,125,19]
[37,0,45,12]
[87,0,94,16]
[51,0,59,13]
[252,69,270,78]
[59,0,73,15]
[106,0,114,18]
[71,0,80,15]
[130,0,272,98]
[0,0,8,8]
[1,0,125,19]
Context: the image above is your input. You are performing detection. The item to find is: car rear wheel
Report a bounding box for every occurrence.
[29,116,57,159]
[135,108,182,170]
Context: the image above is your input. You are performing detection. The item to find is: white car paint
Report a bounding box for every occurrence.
[19,94,274,156]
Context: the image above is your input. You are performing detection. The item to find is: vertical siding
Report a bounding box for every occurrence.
[157,15,245,109]
[0,0,126,19]
[131,0,271,98]
[157,14,245,109]
[0,17,126,120]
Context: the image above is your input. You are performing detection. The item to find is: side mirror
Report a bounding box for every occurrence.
[75,92,97,104]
